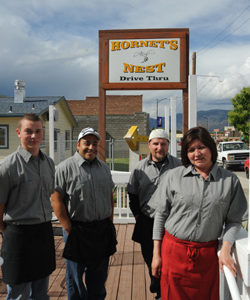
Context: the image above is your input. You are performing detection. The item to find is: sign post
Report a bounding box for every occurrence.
[214,128,219,141]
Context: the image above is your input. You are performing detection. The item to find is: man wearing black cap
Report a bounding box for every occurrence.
[51,127,117,300]
[127,128,181,300]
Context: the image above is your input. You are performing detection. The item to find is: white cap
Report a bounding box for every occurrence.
[77,127,101,142]
[148,129,169,141]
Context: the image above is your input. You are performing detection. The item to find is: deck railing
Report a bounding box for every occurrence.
[112,171,135,224]
[111,170,250,300]
[222,265,241,300]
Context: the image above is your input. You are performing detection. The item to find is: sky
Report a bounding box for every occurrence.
[0,0,249,118]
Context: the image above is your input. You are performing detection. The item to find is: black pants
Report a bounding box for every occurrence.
[132,214,160,297]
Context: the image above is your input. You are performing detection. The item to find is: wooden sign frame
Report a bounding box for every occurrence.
[98,28,189,160]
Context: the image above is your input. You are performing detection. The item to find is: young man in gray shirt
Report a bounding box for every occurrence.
[0,114,55,300]
[127,129,181,300]
[51,127,117,300]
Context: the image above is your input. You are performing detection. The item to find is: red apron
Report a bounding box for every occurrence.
[161,230,219,300]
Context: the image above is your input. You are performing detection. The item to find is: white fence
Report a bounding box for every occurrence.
[111,170,250,300]
[112,171,135,224]
[219,228,250,300]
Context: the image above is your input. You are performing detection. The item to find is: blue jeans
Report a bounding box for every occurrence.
[6,276,49,300]
[63,229,109,300]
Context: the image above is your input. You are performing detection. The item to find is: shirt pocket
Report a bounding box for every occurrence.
[208,196,229,221]
[12,177,39,208]
[172,191,194,212]
[68,175,88,201]
[41,176,54,196]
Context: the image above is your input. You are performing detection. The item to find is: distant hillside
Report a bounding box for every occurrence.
[150,109,230,131]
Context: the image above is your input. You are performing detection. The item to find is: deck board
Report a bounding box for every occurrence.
[116,224,133,300]
[132,241,146,300]
[0,224,157,299]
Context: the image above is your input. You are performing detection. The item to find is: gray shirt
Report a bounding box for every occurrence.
[0,146,55,225]
[55,152,114,222]
[152,164,247,245]
[127,154,181,217]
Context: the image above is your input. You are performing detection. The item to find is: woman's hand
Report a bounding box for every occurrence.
[152,254,162,278]
[219,241,236,277]
[152,240,162,278]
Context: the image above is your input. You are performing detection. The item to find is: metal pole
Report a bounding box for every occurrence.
[156,97,169,128]
[156,99,158,128]
[165,104,170,137]
[170,97,177,157]
[188,74,197,128]
[49,105,54,161]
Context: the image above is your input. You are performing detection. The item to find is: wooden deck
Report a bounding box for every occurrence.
[0,224,156,300]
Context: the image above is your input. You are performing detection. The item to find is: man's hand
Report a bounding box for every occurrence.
[51,191,72,235]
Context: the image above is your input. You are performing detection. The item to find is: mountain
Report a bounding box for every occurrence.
[150,109,230,132]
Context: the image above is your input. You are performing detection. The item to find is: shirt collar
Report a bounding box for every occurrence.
[183,165,194,176]
[183,163,217,181]
[209,163,219,181]
[18,145,44,163]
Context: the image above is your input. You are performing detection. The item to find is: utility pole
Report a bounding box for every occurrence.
[192,52,196,75]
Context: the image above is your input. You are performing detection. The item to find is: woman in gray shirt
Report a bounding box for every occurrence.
[151,127,247,300]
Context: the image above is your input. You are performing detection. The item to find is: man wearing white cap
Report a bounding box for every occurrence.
[127,128,181,300]
[51,127,117,300]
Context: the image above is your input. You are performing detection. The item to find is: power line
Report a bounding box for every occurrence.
[199,17,250,56]
[197,4,250,55]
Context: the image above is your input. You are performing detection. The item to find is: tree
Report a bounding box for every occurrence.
[228,87,250,143]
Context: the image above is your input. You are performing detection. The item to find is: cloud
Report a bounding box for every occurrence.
[196,44,250,110]
[0,0,249,119]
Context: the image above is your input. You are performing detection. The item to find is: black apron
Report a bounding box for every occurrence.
[63,218,117,264]
[1,222,55,284]
[132,213,154,244]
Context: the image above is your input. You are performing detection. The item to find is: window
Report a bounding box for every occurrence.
[65,130,70,150]
[54,129,60,152]
[0,125,9,149]
[40,126,46,148]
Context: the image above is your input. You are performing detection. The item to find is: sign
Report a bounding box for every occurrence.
[214,129,219,132]
[99,28,189,90]
[98,29,189,160]
[157,117,163,127]
[109,38,180,83]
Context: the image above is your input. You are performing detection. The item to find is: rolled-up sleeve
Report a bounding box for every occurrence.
[54,165,67,197]
[152,177,171,240]
[153,211,167,240]
[223,176,248,244]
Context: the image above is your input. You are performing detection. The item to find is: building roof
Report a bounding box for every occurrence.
[0,96,71,118]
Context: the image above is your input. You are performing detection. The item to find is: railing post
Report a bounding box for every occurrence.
[127,193,130,219]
